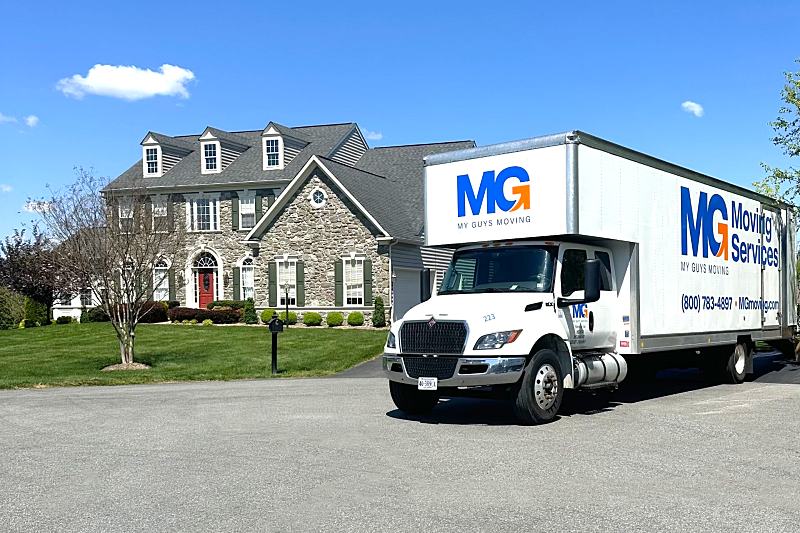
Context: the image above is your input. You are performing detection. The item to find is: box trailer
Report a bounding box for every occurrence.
[382,131,797,424]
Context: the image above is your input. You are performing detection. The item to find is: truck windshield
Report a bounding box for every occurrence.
[438,245,557,295]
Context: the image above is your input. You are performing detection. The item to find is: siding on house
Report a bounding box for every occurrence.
[329,128,368,167]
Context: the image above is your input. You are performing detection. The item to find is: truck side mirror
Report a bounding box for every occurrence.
[557,258,601,308]
[420,268,432,301]
[583,259,601,304]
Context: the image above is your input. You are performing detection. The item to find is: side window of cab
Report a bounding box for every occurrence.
[594,251,614,292]
[560,249,587,297]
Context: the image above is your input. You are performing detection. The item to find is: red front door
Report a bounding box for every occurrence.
[198,271,214,308]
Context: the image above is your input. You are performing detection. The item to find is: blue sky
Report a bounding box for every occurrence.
[1,0,798,238]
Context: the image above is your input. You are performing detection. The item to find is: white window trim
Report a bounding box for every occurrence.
[308,186,328,209]
[151,195,169,233]
[143,144,162,177]
[119,200,134,233]
[276,254,298,307]
[239,256,255,301]
[201,140,221,174]
[262,136,284,170]
[153,259,170,302]
[342,253,366,307]
[238,191,256,230]
[185,193,221,233]
[184,248,224,308]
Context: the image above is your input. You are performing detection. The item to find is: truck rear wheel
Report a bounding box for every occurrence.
[722,342,749,384]
[513,349,564,424]
[389,381,440,414]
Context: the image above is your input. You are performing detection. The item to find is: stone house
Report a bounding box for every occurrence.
[53,122,473,323]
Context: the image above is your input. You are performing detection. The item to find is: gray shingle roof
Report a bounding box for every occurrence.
[107,123,356,191]
[354,141,476,239]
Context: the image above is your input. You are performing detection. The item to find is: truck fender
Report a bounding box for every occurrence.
[529,334,573,388]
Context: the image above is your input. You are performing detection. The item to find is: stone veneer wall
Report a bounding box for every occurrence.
[169,172,390,320]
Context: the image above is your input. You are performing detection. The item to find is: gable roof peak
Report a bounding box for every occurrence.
[262,121,309,142]
[140,131,194,152]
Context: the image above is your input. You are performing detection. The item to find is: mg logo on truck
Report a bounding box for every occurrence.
[680,186,729,259]
[456,166,531,217]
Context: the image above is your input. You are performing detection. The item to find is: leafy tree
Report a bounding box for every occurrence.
[372,296,386,327]
[0,226,64,309]
[755,59,800,204]
[243,298,258,324]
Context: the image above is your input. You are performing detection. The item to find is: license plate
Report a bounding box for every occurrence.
[418,377,438,390]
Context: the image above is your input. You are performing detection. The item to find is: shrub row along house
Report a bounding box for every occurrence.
[53,122,474,323]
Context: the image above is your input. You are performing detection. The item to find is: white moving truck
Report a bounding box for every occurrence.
[382,131,797,424]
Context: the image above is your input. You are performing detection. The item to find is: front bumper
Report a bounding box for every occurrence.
[382,354,526,387]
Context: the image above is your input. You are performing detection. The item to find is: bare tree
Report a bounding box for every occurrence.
[35,168,185,366]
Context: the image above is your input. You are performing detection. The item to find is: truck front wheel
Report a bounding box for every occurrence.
[513,349,564,424]
[389,381,440,414]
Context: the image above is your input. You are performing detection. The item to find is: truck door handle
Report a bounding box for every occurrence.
[589,311,594,332]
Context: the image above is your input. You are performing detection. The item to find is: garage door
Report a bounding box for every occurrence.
[393,268,420,321]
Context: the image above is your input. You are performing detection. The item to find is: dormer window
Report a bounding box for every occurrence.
[201,141,220,174]
[142,144,162,177]
[262,136,284,170]
[146,148,159,174]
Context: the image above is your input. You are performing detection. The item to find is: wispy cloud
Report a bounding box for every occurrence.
[681,100,704,117]
[0,112,39,127]
[0,184,12,193]
[23,200,51,213]
[363,129,383,141]
[57,64,196,101]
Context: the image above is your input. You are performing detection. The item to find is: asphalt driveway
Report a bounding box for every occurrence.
[1,354,799,532]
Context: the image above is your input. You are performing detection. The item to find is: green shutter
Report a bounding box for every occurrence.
[231,196,239,230]
[167,197,175,232]
[255,194,263,220]
[233,267,241,301]
[268,262,277,307]
[144,201,153,232]
[296,261,305,307]
[334,261,343,307]
[111,199,119,231]
[363,259,373,307]
[168,268,176,301]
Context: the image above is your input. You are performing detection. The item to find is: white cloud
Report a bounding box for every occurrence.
[681,100,704,117]
[24,115,39,127]
[0,184,12,193]
[56,64,196,101]
[363,129,383,141]
[23,200,51,213]
[0,112,18,124]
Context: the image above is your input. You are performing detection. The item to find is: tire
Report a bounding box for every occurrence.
[389,380,439,414]
[722,342,749,384]
[513,349,564,424]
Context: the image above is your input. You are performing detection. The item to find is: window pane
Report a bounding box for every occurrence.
[195,199,211,231]
[344,259,364,305]
[242,265,255,300]
[561,249,587,297]
[277,260,296,305]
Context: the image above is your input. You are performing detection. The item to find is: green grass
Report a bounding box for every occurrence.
[0,323,388,389]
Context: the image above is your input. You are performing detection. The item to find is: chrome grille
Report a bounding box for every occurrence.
[399,320,467,355]
[403,357,459,379]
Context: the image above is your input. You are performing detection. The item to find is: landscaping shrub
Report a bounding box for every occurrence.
[139,301,169,323]
[0,287,26,330]
[372,296,386,328]
[181,319,189,325]
[55,316,73,325]
[207,300,246,310]
[279,311,298,325]
[24,297,49,326]
[20,319,38,328]
[303,312,322,326]
[202,319,213,326]
[260,309,276,324]
[167,300,180,309]
[189,319,198,325]
[167,307,242,324]
[243,298,258,324]
[372,296,386,327]
[326,312,343,327]
[347,312,365,327]
[82,306,110,323]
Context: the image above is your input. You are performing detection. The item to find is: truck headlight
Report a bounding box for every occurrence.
[386,331,397,349]
[474,330,522,350]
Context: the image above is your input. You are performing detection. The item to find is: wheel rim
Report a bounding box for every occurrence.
[734,344,746,375]
[534,363,559,410]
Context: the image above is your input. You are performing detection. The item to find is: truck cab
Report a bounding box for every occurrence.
[383,240,627,424]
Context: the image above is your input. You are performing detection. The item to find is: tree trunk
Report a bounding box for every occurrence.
[117,327,136,365]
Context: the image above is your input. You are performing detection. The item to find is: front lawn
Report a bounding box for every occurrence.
[0,323,388,389]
